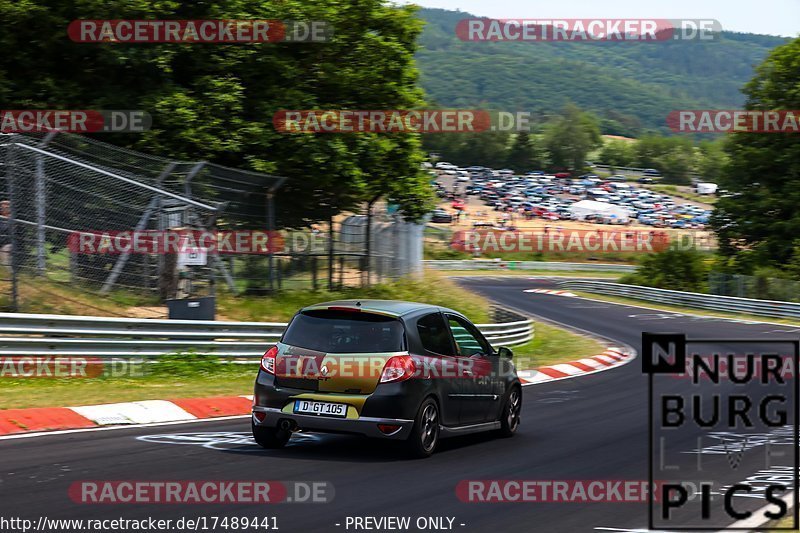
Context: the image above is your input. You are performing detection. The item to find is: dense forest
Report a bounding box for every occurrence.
[416,8,790,135]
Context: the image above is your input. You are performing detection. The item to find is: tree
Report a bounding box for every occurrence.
[543,104,601,172]
[598,140,635,168]
[0,0,431,229]
[632,135,696,184]
[621,248,709,292]
[712,37,800,272]
[505,132,544,172]
[696,140,728,181]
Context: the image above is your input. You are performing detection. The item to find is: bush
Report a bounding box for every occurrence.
[620,248,709,292]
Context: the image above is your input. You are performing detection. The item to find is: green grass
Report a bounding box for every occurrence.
[0,354,257,410]
[3,272,161,316]
[437,269,624,279]
[768,514,798,530]
[424,243,643,263]
[218,271,493,323]
[646,184,717,205]
[0,273,607,410]
[0,374,257,410]
[571,291,800,327]
[0,321,605,409]
[512,322,606,369]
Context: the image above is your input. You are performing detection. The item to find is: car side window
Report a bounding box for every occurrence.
[417,312,455,356]
[446,315,491,357]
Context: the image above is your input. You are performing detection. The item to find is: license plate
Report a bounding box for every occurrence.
[293,400,347,418]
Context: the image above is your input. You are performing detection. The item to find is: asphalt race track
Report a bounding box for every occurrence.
[0,276,797,532]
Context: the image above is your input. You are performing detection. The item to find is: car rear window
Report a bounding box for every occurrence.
[282,310,406,353]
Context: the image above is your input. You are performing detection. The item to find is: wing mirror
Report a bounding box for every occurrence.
[497,346,514,359]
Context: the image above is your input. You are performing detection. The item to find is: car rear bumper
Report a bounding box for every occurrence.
[252,406,414,440]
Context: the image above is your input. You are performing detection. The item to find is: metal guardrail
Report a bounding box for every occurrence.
[425,260,635,272]
[558,280,800,320]
[0,311,534,357]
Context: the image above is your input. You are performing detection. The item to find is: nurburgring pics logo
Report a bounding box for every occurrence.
[643,333,799,530]
[0,110,151,133]
[456,19,722,42]
[668,110,800,133]
[68,20,332,43]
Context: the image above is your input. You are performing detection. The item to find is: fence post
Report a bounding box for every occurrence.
[328,216,334,291]
[34,155,46,275]
[33,131,57,277]
[266,190,275,291]
[311,256,318,290]
[5,143,19,311]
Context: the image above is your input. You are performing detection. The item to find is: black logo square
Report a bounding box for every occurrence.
[642,332,686,374]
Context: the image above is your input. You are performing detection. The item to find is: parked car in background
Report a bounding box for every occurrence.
[431,209,453,223]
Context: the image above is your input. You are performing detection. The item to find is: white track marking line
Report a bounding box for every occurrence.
[594,355,618,364]
[547,363,585,375]
[0,414,250,441]
[576,358,607,369]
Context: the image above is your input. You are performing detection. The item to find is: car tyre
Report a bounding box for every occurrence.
[252,422,291,449]
[498,386,521,437]
[405,398,440,458]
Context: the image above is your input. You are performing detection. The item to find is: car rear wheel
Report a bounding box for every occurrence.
[252,422,291,449]
[405,398,440,458]
[498,387,521,437]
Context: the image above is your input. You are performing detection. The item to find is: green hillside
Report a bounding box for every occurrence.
[416,8,790,134]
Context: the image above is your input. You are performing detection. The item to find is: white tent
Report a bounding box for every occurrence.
[568,200,630,222]
[695,182,718,195]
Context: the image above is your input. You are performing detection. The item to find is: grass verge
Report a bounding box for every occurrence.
[571,290,800,327]
[0,320,605,409]
[438,269,624,279]
[0,273,608,410]
[511,322,606,369]
[218,271,492,323]
[0,354,257,410]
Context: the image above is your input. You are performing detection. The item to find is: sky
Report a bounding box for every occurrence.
[406,0,799,37]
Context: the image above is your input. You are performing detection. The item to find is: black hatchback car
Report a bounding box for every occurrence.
[252,300,522,457]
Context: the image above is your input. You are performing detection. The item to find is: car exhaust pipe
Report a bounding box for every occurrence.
[279,419,297,432]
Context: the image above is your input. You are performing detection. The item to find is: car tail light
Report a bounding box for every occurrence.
[253,411,266,423]
[378,424,401,435]
[261,346,278,374]
[379,355,415,383]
